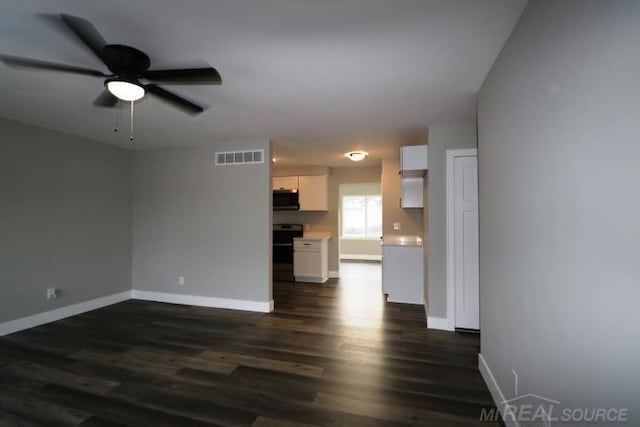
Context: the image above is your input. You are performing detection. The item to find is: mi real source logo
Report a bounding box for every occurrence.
[480,371,629,425]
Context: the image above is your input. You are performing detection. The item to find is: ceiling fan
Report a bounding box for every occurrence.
[0,14,221,115]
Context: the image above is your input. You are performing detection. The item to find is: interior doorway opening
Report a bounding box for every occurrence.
[337,182,383,305]
[338,182,383,263]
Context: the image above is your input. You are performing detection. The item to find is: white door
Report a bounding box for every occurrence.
[453,155,479,329]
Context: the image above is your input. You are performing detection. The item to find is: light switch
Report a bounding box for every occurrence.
[178,276,185,286]
[393,222,401,231]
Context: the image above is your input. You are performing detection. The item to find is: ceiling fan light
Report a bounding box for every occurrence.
[106,79,145,101]
[345,151,368,162]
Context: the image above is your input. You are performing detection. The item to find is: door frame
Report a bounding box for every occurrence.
[446,148,478,331]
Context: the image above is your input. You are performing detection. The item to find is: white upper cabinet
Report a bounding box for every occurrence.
[401,177,423,208]
[401,145,429,172]
[298,175,328,211]
[400,145,427,208]
[273,176,299,190]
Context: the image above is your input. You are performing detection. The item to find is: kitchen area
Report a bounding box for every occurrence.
[272,170,332,284]
[271,144,428,308]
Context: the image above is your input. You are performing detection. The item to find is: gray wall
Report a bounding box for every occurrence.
[0,118,132,323]
[274,166,381,272]
[478,0,640,422]
[425,124,477,318]
[133,140,272,303]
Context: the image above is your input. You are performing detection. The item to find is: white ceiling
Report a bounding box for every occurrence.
[0,0,526,166]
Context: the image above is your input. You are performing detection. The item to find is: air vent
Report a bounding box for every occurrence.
[215,149,264,166]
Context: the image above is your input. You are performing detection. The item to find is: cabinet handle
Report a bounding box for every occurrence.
[303,243,311,246]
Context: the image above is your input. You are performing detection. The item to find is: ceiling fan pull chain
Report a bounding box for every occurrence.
[129,100,135,142]
[113,103,120,134]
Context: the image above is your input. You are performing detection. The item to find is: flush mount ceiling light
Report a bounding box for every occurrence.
[106,79,145,102]
[345,151,368,162]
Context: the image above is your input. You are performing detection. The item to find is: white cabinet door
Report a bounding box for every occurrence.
[273,176,298,190]
[382,245,424,304]
[401,145,428,171]
[294,249,319,277]
[294,238,329,283]
[401,177,423,208]
[299,175,328,211]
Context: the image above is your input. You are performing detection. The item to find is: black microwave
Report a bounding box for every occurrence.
[273,189,300,210]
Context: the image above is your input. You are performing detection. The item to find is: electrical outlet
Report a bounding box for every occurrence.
[46,288,58,299]
[393,222,401,231]
[178,276,185,286]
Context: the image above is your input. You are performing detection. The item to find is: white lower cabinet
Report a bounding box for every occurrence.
[382,242,424,304]
[294,238,329,283]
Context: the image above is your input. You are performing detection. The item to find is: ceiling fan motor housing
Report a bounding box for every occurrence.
[102,44,150,76]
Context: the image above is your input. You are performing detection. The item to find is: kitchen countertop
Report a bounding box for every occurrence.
[381,235,423,247]
[296,232,332,241]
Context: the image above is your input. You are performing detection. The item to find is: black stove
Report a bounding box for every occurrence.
[273,224,303,282]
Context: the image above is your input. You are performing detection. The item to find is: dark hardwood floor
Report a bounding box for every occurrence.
[0,262,501,426]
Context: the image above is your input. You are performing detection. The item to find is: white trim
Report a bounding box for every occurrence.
[446,148,478,331]
[0,289,274,337]
[294,277,328,284]
[131,290,273,313]
[339,236,381,241]
[0,290,132,337]
[339,254,382,261]
[424,299,454,331]
[427,316,454,331]
[387,296,423,305]
[479,353,519,427]
[329,270,340,278]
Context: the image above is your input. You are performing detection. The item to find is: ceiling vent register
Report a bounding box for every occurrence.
[215,150,264,165]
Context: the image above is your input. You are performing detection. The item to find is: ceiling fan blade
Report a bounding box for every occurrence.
[60,14,108,64]
[0,54,108,77]
[143,67,222,85]
[93,89,119,107]
[145,84,205,115]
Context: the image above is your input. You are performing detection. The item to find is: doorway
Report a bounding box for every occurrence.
[446,149,479,330]
[338,183,382,262]
[337,182,383,302]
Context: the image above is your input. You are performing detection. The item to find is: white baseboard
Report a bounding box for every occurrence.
[387,296,424,305]
[131,290,273,313]
[479,353,518,427]
[0,290,132,337]
[423,298,455,331]
[339,254,382,261]
[329,270,340,278]
[294,276,328,284]
[427,316,454,331]
[0,288,274,337]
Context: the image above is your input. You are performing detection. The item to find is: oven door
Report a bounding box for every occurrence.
[273,242,294,264]
[273,242,294,281]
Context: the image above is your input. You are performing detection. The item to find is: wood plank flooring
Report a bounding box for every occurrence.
[0,262,502,426]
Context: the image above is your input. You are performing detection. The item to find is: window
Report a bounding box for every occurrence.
[341,195,382,238]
